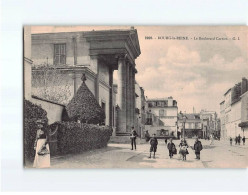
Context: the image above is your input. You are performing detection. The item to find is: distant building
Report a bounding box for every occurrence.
[220,77,248,139]
[238,78,248,137]
[178,113,203,138]
[200,110,218,138]
[135,82,146,138]
[220,100,226,139]
[146,97,178,137]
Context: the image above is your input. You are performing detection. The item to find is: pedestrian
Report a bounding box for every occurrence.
[164,138,167,144]
[167,138,176,159]
[242,136,246,145]
[238,134,241,145]
[230,137,232,146]
[144,130,150,142]
[179,139,189,161]
[235,136,238,145]
[130,127,138,150]
[209,134,214,145]
[33,119,50,168]
[193,137,203,160]
[148,134,158,159]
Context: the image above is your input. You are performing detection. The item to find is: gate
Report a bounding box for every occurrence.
[49,124,58,156]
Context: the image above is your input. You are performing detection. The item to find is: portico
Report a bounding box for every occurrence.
[31,27,141,134]
[83,27,141,133]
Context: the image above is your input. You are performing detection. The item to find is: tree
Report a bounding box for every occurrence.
[65,74,105,124]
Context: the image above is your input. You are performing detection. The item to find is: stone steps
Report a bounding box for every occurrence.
[116,132,131,136]
[109,136,146,144]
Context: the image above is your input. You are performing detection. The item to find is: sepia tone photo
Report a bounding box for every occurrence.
[23,25,248,168]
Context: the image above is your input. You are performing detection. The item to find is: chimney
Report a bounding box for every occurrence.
[241,77,248,95]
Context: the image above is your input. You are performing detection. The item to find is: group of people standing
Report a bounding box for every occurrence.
[229,135,246,146]
[143,130,203,161]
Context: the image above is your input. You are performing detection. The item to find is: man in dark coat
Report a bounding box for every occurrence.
[130,127,138,150]
[149,134,158,159]
[230,137,233,146]
[238,134,241,145]
[167,138,176,159]
[242,136,246,145]
[193,137,203,160]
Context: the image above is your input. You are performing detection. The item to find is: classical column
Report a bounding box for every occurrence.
[132,68,136,129]
[129,67,134,128]
[117,56,127,133]
[92,56,99,103]
[109,67,113,130]
[126,63,130,132]
[129,63,133,131]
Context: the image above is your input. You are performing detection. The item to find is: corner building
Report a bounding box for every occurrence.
[31,27,141,134]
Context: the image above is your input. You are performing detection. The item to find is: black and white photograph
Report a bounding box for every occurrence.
[23,25,248,169]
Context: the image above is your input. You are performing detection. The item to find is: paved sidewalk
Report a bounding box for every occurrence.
[26,139,248,168]
[50,140,205,168]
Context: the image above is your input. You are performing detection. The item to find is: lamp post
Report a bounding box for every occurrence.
[183,115,187,139]
[175,121,178,139]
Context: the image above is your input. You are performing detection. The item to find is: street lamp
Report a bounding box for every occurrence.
[183,115,187,139]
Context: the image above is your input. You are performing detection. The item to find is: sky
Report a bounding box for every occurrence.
[31,26,248,115]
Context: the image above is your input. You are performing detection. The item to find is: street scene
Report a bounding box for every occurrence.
[23,26,248,168]
[49,139,248,168]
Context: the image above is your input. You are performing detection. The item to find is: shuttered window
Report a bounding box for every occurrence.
[54,44,66,65]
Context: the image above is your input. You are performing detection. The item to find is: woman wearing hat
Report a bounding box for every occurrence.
[33,119,50,168]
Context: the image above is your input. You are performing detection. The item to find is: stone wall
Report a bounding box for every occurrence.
[31,96,64,124]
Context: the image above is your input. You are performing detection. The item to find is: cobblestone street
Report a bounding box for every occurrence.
[49,139,248,168]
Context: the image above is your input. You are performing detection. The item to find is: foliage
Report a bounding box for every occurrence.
[23,99,48,162]
[51,121,112,155]
[61,107,70,122]
[32,63,72,105]
[65,81,105,124]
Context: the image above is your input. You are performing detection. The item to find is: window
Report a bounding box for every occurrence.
[188,123,192,129]
[54,44,66,65]
[146,113,152,125]
[159,109,164,117]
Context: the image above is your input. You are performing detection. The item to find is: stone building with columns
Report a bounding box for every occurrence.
[31,27,141,134]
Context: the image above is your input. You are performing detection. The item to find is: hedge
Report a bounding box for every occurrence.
[51,121,112,155]
[23,99,48,162]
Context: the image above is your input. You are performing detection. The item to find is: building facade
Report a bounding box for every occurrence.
[238,78,248,137]
[145,97,178,137]
[134,82,146,138]
[220,77,248,139]
[178,113,203,139]
[31,27,141,134]
[200,110,218,139]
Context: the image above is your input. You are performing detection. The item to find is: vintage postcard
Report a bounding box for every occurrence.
[24,26,248,168]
